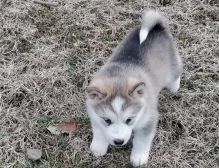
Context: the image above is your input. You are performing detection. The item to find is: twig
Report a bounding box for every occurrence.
[33,0,59,7]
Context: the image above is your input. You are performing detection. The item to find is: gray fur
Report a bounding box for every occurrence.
[100,16,182,93]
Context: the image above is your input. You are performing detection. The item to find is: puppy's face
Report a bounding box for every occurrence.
[86,77,147,146]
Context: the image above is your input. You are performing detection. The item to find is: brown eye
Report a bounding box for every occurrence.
[126,118,132,124]
[103,118,112,126]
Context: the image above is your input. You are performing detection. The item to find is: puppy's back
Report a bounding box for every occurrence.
[107,10,181,86]
[110,9,168,65]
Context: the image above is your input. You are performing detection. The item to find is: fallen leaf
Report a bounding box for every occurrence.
[58,122,78,134]
[47,125,60,135]
[26,148,42,161]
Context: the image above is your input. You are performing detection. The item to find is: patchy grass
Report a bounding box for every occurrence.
[0,0,218,168]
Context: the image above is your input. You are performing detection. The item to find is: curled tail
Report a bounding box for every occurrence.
[139,9,168,44]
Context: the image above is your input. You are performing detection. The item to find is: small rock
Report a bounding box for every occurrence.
[47,125,60,135]
[27,148,42,161]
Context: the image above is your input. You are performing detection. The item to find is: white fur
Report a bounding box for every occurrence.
[140,9,166,44]
[139,29,148,44]
[87,102,132,146]
[171,77,181,92]
[109,123,132,144]
[130,130,154,166]
[90,124,109,156]
[168,77,181,93]
[111,96,125,113]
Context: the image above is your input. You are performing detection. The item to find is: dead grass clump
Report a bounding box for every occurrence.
[0,0,218,167]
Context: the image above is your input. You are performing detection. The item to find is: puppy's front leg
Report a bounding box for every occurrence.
[130,125,156,167]
[90,124,109,157]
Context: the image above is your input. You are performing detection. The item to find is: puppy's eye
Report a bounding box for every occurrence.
[126,118,132,125]
[103,118,112,125]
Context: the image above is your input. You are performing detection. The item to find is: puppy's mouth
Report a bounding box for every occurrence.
[112,143,126,148]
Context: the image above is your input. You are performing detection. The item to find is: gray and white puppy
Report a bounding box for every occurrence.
[86,9,182,167]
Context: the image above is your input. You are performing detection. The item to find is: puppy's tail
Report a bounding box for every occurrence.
[139,9,168,44]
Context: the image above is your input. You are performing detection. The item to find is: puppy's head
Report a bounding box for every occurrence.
[86,76,149,146]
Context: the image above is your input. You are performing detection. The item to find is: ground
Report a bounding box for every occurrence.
[0,0,218,168]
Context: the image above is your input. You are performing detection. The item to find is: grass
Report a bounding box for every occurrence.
[0,0,218,167]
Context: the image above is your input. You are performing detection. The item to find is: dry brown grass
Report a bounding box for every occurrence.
[0,0,218,167]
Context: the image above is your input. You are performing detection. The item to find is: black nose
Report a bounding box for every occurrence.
[114,139,124,145]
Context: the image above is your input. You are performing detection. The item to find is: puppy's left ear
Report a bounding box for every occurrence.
[128,82,145,98]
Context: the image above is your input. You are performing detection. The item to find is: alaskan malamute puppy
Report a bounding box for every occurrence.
[86,9,182,167]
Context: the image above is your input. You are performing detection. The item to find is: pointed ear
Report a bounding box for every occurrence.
[128,82,145,98]
[86,77,109,102]
[86,86,106,101]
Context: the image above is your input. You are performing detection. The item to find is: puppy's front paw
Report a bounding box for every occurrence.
[130,152,149,167]
[90,140,108,157]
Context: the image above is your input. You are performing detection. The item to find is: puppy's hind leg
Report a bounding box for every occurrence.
[90,124,109,157]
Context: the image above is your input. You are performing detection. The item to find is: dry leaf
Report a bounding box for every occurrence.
[58,122,78,134]
[27,148,42,161]
[47,125,60,135]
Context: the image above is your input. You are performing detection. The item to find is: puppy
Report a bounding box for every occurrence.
[86,9,182,167]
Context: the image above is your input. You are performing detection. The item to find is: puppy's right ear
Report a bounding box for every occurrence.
[86,86,106,102]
